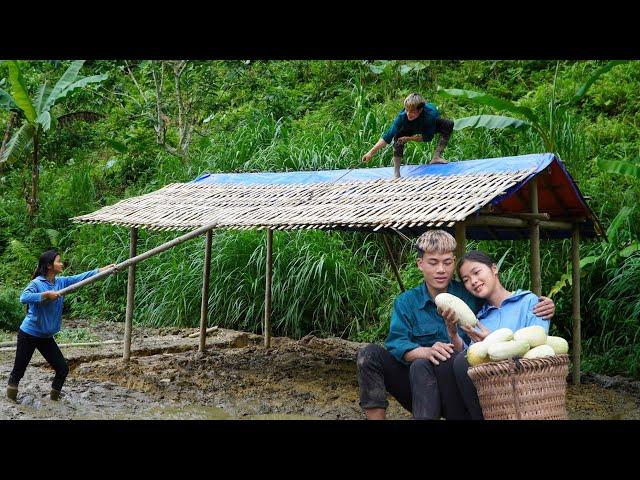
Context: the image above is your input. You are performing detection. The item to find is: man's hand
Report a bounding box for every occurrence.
[395,136,410,146]
[362,152,373,163]
[461,321,491,343]
[42,291,60,301]
[426,342,454,365]
[533,296,555,320]
[438,306,458,339]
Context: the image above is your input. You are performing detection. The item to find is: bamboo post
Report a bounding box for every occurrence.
[264,229,273,348]
[198,230,213,353]
[123,227,137,362]
[382,235,405,292]
[529,178,542,296]
[455,221,467,262]
[572,224,581,385]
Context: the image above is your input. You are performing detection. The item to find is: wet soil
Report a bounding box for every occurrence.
[2,320,640,420]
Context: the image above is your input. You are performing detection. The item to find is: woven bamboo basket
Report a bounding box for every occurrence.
[467,354,570,420]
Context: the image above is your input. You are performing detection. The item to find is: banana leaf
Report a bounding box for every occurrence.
[453,115,530,131]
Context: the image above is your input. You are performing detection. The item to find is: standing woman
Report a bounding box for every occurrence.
[6,250,114,402]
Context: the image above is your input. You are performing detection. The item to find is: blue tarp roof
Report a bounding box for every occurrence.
[193,153,555,185]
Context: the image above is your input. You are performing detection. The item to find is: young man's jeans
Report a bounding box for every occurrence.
[392,118,454,157]
[8,329,69,392]
[356,343,483,419]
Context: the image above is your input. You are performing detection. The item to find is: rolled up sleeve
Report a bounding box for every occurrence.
[385,298,420,365]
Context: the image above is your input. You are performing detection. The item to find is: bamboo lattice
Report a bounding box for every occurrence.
[72,169,536,231]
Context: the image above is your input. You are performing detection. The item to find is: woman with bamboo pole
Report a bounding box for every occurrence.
[6,250,114,402]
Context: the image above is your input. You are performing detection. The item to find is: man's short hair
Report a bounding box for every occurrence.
[415,230,457,258]
[404,93,425,111]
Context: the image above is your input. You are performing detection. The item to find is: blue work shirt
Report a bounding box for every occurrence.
[474,289,550,338]
[381,103,441,144]
[19,269,99,338]
[385,280,484,365]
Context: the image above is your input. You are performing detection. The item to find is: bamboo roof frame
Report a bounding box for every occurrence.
[65,158,602,388]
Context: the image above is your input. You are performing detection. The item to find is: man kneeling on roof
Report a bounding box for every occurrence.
[356,229,555,420]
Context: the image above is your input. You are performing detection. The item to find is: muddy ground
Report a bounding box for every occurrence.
[1,319,640,420]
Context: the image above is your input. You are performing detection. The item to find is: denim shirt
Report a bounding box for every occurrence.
[385,280,484,365]
[19,269,99,338]
[474,289,550,338]
[381,103,440,144]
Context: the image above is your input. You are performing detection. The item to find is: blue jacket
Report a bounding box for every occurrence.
[19,269,99,338]
[385,280,484,365]
[382,103,440,144]
[474,289,550,336]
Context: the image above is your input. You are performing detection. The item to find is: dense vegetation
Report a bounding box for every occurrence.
[1,60,639,377]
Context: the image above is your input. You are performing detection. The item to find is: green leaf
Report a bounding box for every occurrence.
[55,74,108,104]
[34,81,48,115]
[437,87,539,125]
[0,86,17,111]
[572,61,628,102]
[36,111,51,131]
[579,255,598,269]
[548,272,572,299]
[42,60,85,112]
[0,122,35,163]
[620,241,640,258]
[453,115,531,131]
[607,206,633,242]
[399,64,412,75]
[6,61,37,123]
[596,158,640,179]
[106,139,128,153]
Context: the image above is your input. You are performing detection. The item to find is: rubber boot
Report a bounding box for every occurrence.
[393,156,402,178]
[6,384,18,401]
[50,388,61,401]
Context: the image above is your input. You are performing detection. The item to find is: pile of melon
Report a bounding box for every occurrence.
[466,326,569,367]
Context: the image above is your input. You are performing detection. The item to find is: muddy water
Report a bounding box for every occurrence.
[1,322,639,420]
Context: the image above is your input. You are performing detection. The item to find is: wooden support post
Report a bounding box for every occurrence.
[198,230,213,353]
[572,224,581,385]
[123,227,137,362]
[455,221,467,262]
[264,229,273,348]
[529,178,542,296]
[382,235,405,292]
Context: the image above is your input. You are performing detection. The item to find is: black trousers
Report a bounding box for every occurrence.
[8,329,69,392]
[356,343,483,419]
[392,118,454,157]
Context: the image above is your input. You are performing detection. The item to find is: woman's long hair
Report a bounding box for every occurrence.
[33,250,59,279]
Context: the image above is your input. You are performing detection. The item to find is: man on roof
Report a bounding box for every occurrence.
[361,93,454,178]
[356,229,555,420]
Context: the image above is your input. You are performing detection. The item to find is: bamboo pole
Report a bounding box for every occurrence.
[199,230,213,353]
[455,221,467,262]
[264,229,273,348]
[382,235,405,292]
[123,227,137,361]
[465,216,574,231]
[57,223,220,297]
[572,224,581,385]
[529,179,542,296]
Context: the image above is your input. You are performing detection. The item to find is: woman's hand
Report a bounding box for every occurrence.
[461,321,491,343]
[42,291,60,301]
[533,296,555,320]
[99,264,117,273]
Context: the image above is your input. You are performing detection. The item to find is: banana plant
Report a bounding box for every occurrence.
[437,61,628,155]
[0,60,107,218]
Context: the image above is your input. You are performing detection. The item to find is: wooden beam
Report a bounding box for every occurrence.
[572,224,581,385]
[529,179,542,296]
[382,235,405,292]
[454,221,466,261]
[198,230,213,353]
[123,227,137,362]
[264,229,273,348]
[465,215,573,231]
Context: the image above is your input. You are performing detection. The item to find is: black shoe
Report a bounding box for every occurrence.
[50,389,61,401]
[6,385,18,401]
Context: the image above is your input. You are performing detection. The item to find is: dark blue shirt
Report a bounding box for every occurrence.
[381,103,440,144]
[385,280,484,365]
